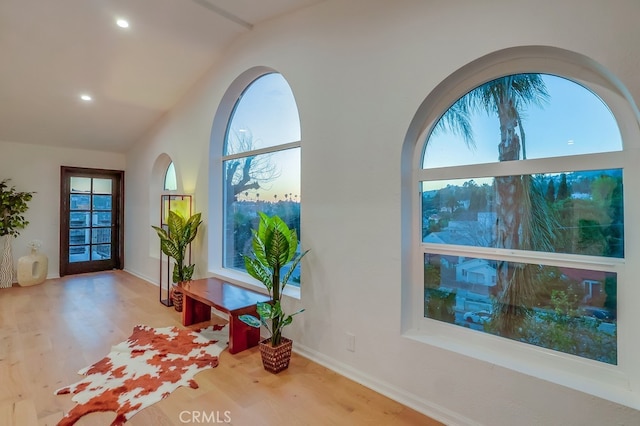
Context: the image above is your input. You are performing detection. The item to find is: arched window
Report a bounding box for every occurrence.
[404,47,640,406]
[213,71,302,287]
[164,162,177,191]
[422,73,622,363]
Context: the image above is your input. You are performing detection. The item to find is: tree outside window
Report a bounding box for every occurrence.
[222,73,302,285]
[421,74,622,364]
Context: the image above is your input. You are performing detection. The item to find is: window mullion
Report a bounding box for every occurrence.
[421,243,623,271]
[419,151,625,182]
[223,140,301,161]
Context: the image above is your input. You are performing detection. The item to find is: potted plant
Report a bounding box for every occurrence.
[0,179,34,289]
[239,212,309,373]
[152,211,202,310]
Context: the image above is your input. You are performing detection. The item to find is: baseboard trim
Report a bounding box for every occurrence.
[293,342,475,426]
[123,268,157,286]
[125,269,471,423]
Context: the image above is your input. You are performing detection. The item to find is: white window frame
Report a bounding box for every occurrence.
[208,67,302,299]
[401,47,640,409]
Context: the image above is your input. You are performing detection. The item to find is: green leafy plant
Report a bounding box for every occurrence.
[239,212,309,347]
[0,179,34,238]
[152,211,202,283]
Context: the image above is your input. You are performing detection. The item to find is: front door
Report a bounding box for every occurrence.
[60,167,124,276]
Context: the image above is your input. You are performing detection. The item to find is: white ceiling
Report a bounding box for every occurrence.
[0,0,324,153]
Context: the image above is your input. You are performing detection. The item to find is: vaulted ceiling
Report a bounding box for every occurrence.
[0,0,324,152]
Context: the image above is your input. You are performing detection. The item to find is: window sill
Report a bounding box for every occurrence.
[403,321,639,410]
[207,268,301,300]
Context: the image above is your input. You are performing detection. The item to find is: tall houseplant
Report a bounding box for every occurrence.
[0,179,34,288]
[152,211,202,284]
[239,212,309,373]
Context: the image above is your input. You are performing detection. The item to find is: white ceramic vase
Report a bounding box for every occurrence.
[17,247,48,286]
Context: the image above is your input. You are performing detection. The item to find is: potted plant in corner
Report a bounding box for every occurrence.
[0,179,34,289]
[239,212,309,374]
[152,211,202,311]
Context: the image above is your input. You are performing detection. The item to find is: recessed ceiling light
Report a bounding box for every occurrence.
[568,139,575,145]
[80,94,92,101]
[116,18,129,29]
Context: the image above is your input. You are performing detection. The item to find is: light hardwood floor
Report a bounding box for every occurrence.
[0,271,442,426]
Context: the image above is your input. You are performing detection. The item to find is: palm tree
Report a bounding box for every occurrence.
[431,74,552,337]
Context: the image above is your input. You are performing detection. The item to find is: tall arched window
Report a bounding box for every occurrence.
[217,71,302,285]
[404,47,640,406]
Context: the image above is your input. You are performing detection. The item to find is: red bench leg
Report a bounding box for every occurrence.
[228,306,261,354]
[182,292,260,354]
[182,294,212,326]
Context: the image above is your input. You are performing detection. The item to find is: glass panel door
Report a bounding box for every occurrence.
[60,168,123,276]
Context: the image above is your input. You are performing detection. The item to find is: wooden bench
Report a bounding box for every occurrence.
[179,277,270,354]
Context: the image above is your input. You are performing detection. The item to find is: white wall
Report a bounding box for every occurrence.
[0,140,125,279]
[124,0,640,424]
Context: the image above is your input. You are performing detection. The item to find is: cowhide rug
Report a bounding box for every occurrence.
[55,323,228,426]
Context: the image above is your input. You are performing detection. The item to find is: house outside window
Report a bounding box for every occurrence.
[421,73,621,364]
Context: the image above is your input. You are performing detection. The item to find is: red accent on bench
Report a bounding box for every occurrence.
[179,278,270,354]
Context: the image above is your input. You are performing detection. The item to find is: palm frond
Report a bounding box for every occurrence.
[431,98,475,148]
[464,74,549,115]
[510,74,550,109]
[521,175,558,252]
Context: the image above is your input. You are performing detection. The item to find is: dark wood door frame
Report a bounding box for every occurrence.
[60,166,125,276]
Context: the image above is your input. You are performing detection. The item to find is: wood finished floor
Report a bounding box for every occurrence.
[0,271,442,426]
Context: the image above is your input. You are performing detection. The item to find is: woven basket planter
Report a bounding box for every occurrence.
[259,337,292,374]
[170,285,183,312]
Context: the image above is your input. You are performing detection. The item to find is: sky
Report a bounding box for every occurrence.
[70,177,112,194]
[223,73,624,199]
[423,74,623,170]
[225,73,301,201]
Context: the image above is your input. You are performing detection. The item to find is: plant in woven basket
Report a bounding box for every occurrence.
[151,211,202,283]
[239,212,309,350]
[170,285,184,312]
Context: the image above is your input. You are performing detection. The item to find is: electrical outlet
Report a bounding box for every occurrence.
[346,333,355,352]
